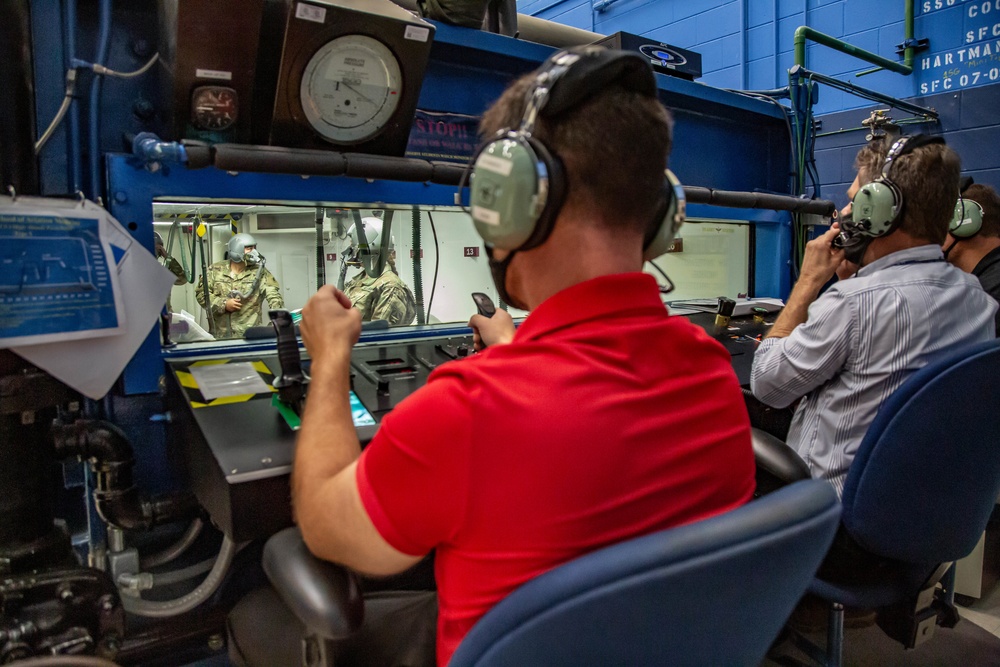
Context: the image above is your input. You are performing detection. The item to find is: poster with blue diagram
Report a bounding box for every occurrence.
[0,197,126,346]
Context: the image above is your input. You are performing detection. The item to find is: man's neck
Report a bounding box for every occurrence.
[229,261,246,274]
[862,229,935,266]
[512,212,646,310]
[950,237,1000,273]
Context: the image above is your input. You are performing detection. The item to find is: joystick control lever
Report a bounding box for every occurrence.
[472,292,497,318]
[270,310,308,414]
[471,292,497,351]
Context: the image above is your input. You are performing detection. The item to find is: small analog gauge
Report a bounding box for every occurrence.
[191,86,239,131]
[299,34,403,144]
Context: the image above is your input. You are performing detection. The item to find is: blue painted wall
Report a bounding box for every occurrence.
[522,0,1000,204]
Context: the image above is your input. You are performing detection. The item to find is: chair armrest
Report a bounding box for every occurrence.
[752,427,811,496]
[263,527,364,639]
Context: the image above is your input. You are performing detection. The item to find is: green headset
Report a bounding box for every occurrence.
[849,134,945,239]
[466,46,685,261]
[950,196,984,238]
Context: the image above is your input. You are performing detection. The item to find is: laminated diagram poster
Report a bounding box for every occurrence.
[0,196,127,347]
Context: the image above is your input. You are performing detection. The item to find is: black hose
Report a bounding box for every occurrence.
[425,212,441,322]
[52,420,199,531]
[315,207,325,291]
[196,226,215,336]
[411,207,425,325]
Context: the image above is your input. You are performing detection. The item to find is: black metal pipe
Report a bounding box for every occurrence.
[207,143,467,185]
[0,0,38,195]
[791,65,938,120]
[52,420,199,531]
[683,186,836,217]
[205,143,833,216]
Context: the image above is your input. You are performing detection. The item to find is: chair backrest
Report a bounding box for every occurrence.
[841,338,1000,565]
[449,479,841,667]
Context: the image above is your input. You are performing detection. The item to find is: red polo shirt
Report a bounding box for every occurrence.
[357,272,755,665]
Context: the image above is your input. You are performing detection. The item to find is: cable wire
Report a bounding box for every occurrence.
[34,69,78,154]
[424,212,442,322]
[647,260,676,294]
[90,52,159,78]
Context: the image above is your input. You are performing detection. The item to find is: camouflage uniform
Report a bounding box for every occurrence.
[195,260,283,339]
[344,265,417,326]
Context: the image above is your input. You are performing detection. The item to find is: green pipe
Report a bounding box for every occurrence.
[905,0,914,69]
[859,0,916,75]
[794,25,912,75]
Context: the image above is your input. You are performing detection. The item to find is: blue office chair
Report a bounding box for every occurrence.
[753,338,1000,667]
[248,479,840,666]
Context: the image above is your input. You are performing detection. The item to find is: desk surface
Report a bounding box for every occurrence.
[167,311,775,540]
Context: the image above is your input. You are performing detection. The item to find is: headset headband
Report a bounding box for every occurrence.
[519,47,657,136]
[881,134,945,180]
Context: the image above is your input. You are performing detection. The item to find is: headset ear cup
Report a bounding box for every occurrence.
[851,179,901,236]
[517,136,566,252]
[950,199,984,238]
[643,170,686,262]
[469,135,547,251]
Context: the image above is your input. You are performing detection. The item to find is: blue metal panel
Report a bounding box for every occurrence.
[753,215,793,298]
[31,0,69,195]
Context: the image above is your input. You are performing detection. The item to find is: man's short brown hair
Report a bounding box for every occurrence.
[853,138,887,185]
[962,183,1000,239]
[854,137,961,244]
[479,70,673,237]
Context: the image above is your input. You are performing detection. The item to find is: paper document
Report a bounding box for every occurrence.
[10,197,177,399]
[0,196,127,346]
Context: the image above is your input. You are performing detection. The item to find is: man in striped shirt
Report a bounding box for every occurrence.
[751,136,997,496]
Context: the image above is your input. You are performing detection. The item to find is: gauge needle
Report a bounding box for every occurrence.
[340,81,379,107]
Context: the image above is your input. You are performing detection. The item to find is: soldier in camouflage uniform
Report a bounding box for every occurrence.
[342,216,417,326]
[155,232,188,314]
[196,233,284,339]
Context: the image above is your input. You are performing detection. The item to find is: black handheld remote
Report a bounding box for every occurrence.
[472,292,496,318]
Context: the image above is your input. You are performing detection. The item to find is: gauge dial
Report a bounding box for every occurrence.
[299,34,403,145]
[190,86,239,131]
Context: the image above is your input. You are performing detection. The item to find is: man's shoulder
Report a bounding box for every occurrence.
[974,246,1000,290]
[374,270,407,289]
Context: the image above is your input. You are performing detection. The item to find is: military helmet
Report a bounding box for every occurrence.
[227,233,258,263]
[346,217,393,279]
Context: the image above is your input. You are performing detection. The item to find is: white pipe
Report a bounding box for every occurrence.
[122,536,236,618]
[389,0,603,47]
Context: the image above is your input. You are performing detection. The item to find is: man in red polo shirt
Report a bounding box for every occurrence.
[290,48,755,666]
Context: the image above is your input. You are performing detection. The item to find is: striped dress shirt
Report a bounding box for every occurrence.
[751,244,998,496]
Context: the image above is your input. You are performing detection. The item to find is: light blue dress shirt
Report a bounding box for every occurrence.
[751,244,998,496]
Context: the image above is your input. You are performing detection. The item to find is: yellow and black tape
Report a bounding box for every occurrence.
[175,358,276,409]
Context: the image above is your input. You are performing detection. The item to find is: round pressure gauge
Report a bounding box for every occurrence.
[190,86,239,131]
[299,34,403,145]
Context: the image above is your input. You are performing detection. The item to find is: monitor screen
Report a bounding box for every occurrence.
[350,390,376,427]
